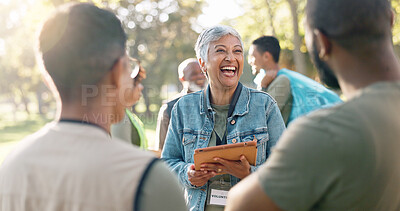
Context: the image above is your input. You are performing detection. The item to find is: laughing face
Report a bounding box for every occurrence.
[203,34,244,90]
[248,44,264,75]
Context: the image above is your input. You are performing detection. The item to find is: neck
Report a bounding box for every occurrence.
[263,63,280,72]
[59,100,115,133]
[334,42,400,98]
[209,84,237,105]
[260,63,280,88]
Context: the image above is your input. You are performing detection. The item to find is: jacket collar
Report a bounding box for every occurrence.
[200,82,249,118]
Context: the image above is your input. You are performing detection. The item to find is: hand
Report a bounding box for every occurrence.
[200,155,251,179]
[187,164,216,187]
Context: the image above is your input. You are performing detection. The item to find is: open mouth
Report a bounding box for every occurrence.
[220,66,237,77]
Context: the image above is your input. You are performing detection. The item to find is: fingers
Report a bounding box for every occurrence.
[211,156,251,179]
[239,155,250,165]
[188,170,216,187]
[200,163,223,173]
[188,164,216,187]
[188,168,210,177]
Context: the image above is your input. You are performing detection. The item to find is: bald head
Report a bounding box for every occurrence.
[178,58,206,92]
[306,0,392,50]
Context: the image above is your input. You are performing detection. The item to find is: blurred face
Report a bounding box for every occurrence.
[183,62,207,91]
[248,44,264,75]
[115,56,144,121]
[203,34,244,90]
[305,22,340,89]
[131,64,145,104]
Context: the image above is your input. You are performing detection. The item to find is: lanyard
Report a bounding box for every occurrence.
[209,83,243,146]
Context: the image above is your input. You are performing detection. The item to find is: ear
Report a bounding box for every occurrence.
[109,57,126,88]
[262,51,272,61]
[314,29,332,60]
[198,58,207,73]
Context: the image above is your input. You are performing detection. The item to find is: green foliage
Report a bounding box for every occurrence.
[0,0,54,115]
[112,0,204,106]
[2,0,400,118]
[392,0,400,44]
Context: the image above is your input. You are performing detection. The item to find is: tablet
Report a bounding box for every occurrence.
[193,141,257,171]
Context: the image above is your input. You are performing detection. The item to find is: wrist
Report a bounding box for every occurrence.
[238,168,251,179]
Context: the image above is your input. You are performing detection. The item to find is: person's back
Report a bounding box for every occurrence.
[264,81,400,209]
[0,122,154,210]
[226,0,400,210]
[0,3,186,211]
[320,82,400,209]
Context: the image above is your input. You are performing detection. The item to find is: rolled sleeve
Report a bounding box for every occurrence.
[161,106,199,189]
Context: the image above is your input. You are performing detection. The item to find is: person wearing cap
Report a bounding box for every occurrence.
[161,25,285,211]
[156,58,207,151]
[0,3,187,211]
[111,59,149,148]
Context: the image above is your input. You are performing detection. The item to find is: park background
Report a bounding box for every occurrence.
[2,0,400,163]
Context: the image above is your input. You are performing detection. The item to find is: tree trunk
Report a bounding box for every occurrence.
[265,0,277,37]
[19,88,30,115]
[36,84,46,115]
[287,0,307,75]
[9,93,19,122]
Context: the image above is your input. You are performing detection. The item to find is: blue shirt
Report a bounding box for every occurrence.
[277,68,343,124]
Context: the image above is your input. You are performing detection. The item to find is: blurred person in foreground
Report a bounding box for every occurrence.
[248,35,342,126]
[226,0,400,210]
[162,25,285,211]
[0,3,186,211]
[156,58,207,151]
[111,60,149,148]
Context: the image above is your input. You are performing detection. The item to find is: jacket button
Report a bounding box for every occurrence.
[230,120,236,125]
[253,135,257,142]
[232,139,237,143]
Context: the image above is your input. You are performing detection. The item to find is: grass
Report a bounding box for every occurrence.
[0,110,159,165]
[0,113,52,164]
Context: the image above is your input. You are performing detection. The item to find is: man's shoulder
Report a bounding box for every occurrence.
[166,96,181,107]
[272,74,290,85]
[287,99,367,142]
[245,85,278,105]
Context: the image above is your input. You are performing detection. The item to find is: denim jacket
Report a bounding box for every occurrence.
[161,84,285,211]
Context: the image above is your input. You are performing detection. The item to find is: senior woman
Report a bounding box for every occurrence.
[161,25,285,211]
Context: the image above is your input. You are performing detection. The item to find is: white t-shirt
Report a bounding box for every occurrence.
[0,121,187,211]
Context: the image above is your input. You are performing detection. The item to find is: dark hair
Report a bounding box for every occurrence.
[38,3,127,101]
[306,0,392,50]
[252,36,280,63]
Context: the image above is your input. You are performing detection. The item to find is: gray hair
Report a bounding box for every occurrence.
[194,25,243,63]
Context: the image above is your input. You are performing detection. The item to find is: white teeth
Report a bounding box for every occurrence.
[223,71,235,77]
[221,66,236,71]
